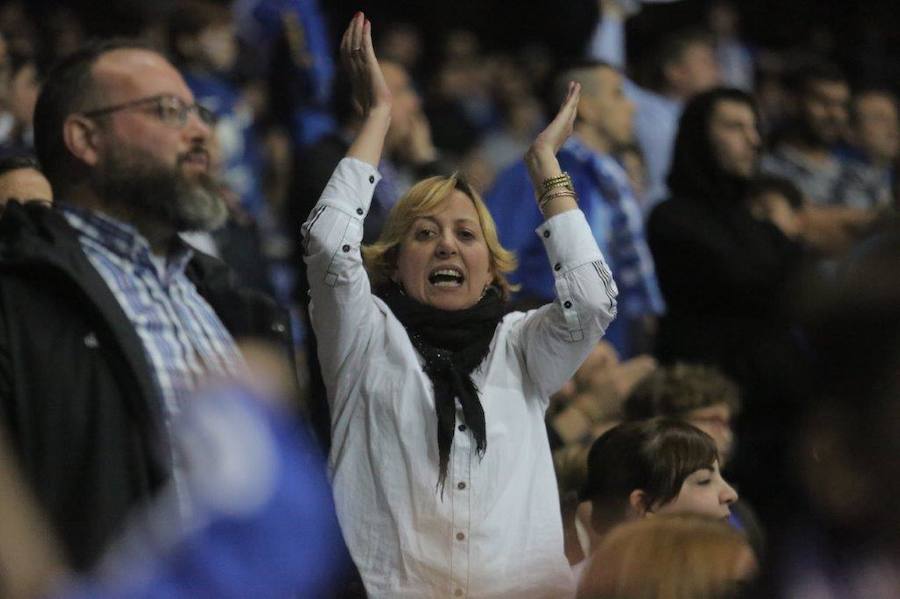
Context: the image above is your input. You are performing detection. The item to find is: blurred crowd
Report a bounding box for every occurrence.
[1,0,899,597]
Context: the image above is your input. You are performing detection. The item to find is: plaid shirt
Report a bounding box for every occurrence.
[62,204,246,509]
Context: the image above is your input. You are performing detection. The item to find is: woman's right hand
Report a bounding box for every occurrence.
[341,12,391,118]
[342,12,392,167]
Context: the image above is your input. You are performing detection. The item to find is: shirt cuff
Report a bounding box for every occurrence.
[535,209,603,273]
[322,157,383,217]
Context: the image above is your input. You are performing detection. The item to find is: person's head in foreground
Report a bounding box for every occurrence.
[33,39,226,245]
[362,173,517,311]
[578,514,757,599]
[624,364,742,465]
[580,418,737,538]
[0,155,53,214]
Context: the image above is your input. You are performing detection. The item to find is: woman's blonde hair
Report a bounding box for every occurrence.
[578,514,756,599]
[362,174,519,300]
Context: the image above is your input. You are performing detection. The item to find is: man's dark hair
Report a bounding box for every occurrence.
[747,175,804,210]
[787,60,847,97]
[667,86,758,202]
[579,419,719,535]
[624,364,742,421]
[546,58,616,118]
[0,155,42,178]
[166,0,231,66]
[33,38,149,196]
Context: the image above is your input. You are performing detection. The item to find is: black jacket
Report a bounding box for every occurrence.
[0,202,291,570]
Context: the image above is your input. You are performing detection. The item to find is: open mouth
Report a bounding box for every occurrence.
[428,267,465,288]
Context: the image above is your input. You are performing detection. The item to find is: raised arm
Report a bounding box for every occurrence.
[342,12,392,166]
[301,13,389,401]
[525,81,581,219]
[513,85,619,400]
[587,0,630,68]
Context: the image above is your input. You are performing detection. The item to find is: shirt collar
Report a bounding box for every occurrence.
[60,202,194,274]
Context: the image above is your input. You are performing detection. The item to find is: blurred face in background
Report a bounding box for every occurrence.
[382,61,422,149]
[801,78,850,147]
[684,404,735,465]
[9,60,39,127]
[851,92,899,165]
[709,99,760,178]
[580,66,635,151]
[667,42,720,99]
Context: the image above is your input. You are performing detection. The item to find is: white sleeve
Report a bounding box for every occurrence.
[300,157,383,406]
[509,210,618,401]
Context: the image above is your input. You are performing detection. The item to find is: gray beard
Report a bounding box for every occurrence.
[91,150,228,233]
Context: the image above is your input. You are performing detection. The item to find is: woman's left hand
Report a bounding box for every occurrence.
[525,81,580,191]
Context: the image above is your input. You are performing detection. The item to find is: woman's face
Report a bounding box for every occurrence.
[655,461,738,520]
[393,189,494,311]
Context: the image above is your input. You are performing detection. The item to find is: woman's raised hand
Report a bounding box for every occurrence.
[343,12,392,167]
[525,81,581,213]
[340,12,391,117]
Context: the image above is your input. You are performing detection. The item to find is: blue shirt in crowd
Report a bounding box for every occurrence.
[486,137,664,358]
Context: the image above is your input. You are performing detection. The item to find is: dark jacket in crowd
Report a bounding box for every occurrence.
[0,201,292,571]
[646,89,809,524]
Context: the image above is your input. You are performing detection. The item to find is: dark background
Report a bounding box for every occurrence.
[21,1,900,91]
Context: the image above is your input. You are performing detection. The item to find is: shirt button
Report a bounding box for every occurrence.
[543,230,550,238]
[369,175,375,183]
[356,208,364,215]
[457,481,466,490]
[458,424,467,432]
[564,300,572,309]
[554,263,561,271]
[342,244,351,252]
[456,532,465,541]
[455,590,463,597]
[271,322,286,334]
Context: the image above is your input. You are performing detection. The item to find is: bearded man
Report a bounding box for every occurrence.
[0,40,291,570]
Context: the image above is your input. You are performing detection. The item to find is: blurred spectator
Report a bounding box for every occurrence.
[60,381,350,599]
[0,51,39,156]
[168,0,266,219]
[745,175,806,241]
[647,87,809,525]
[617,143,649,208]
[590,0,720,205]
[578,514,757,599]
[488,61,664,358]
[0,154,52,214]
[707,1,755,91]
[833,88,899,210]
[761,61,850,205]
[623,363,741,464]
[622,363,766,559]
[376,22,423,81]
[233,0,335,147]
[762,223,900,598]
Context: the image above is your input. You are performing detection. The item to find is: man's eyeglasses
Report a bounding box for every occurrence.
[81,95,217,128]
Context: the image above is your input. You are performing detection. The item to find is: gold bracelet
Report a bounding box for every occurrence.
[539,189,576,213]
[542,172,573,192]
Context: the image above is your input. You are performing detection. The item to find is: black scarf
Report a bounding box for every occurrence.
[377,283,506,491]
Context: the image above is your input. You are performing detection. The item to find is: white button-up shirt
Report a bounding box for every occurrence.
[302,158,618,598]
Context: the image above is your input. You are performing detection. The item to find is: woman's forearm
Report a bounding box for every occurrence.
[346,106,391,168]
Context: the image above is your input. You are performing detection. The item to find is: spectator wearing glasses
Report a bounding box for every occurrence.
[0,39,292,571]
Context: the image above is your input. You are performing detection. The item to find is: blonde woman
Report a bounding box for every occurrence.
[302,13,618,597]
